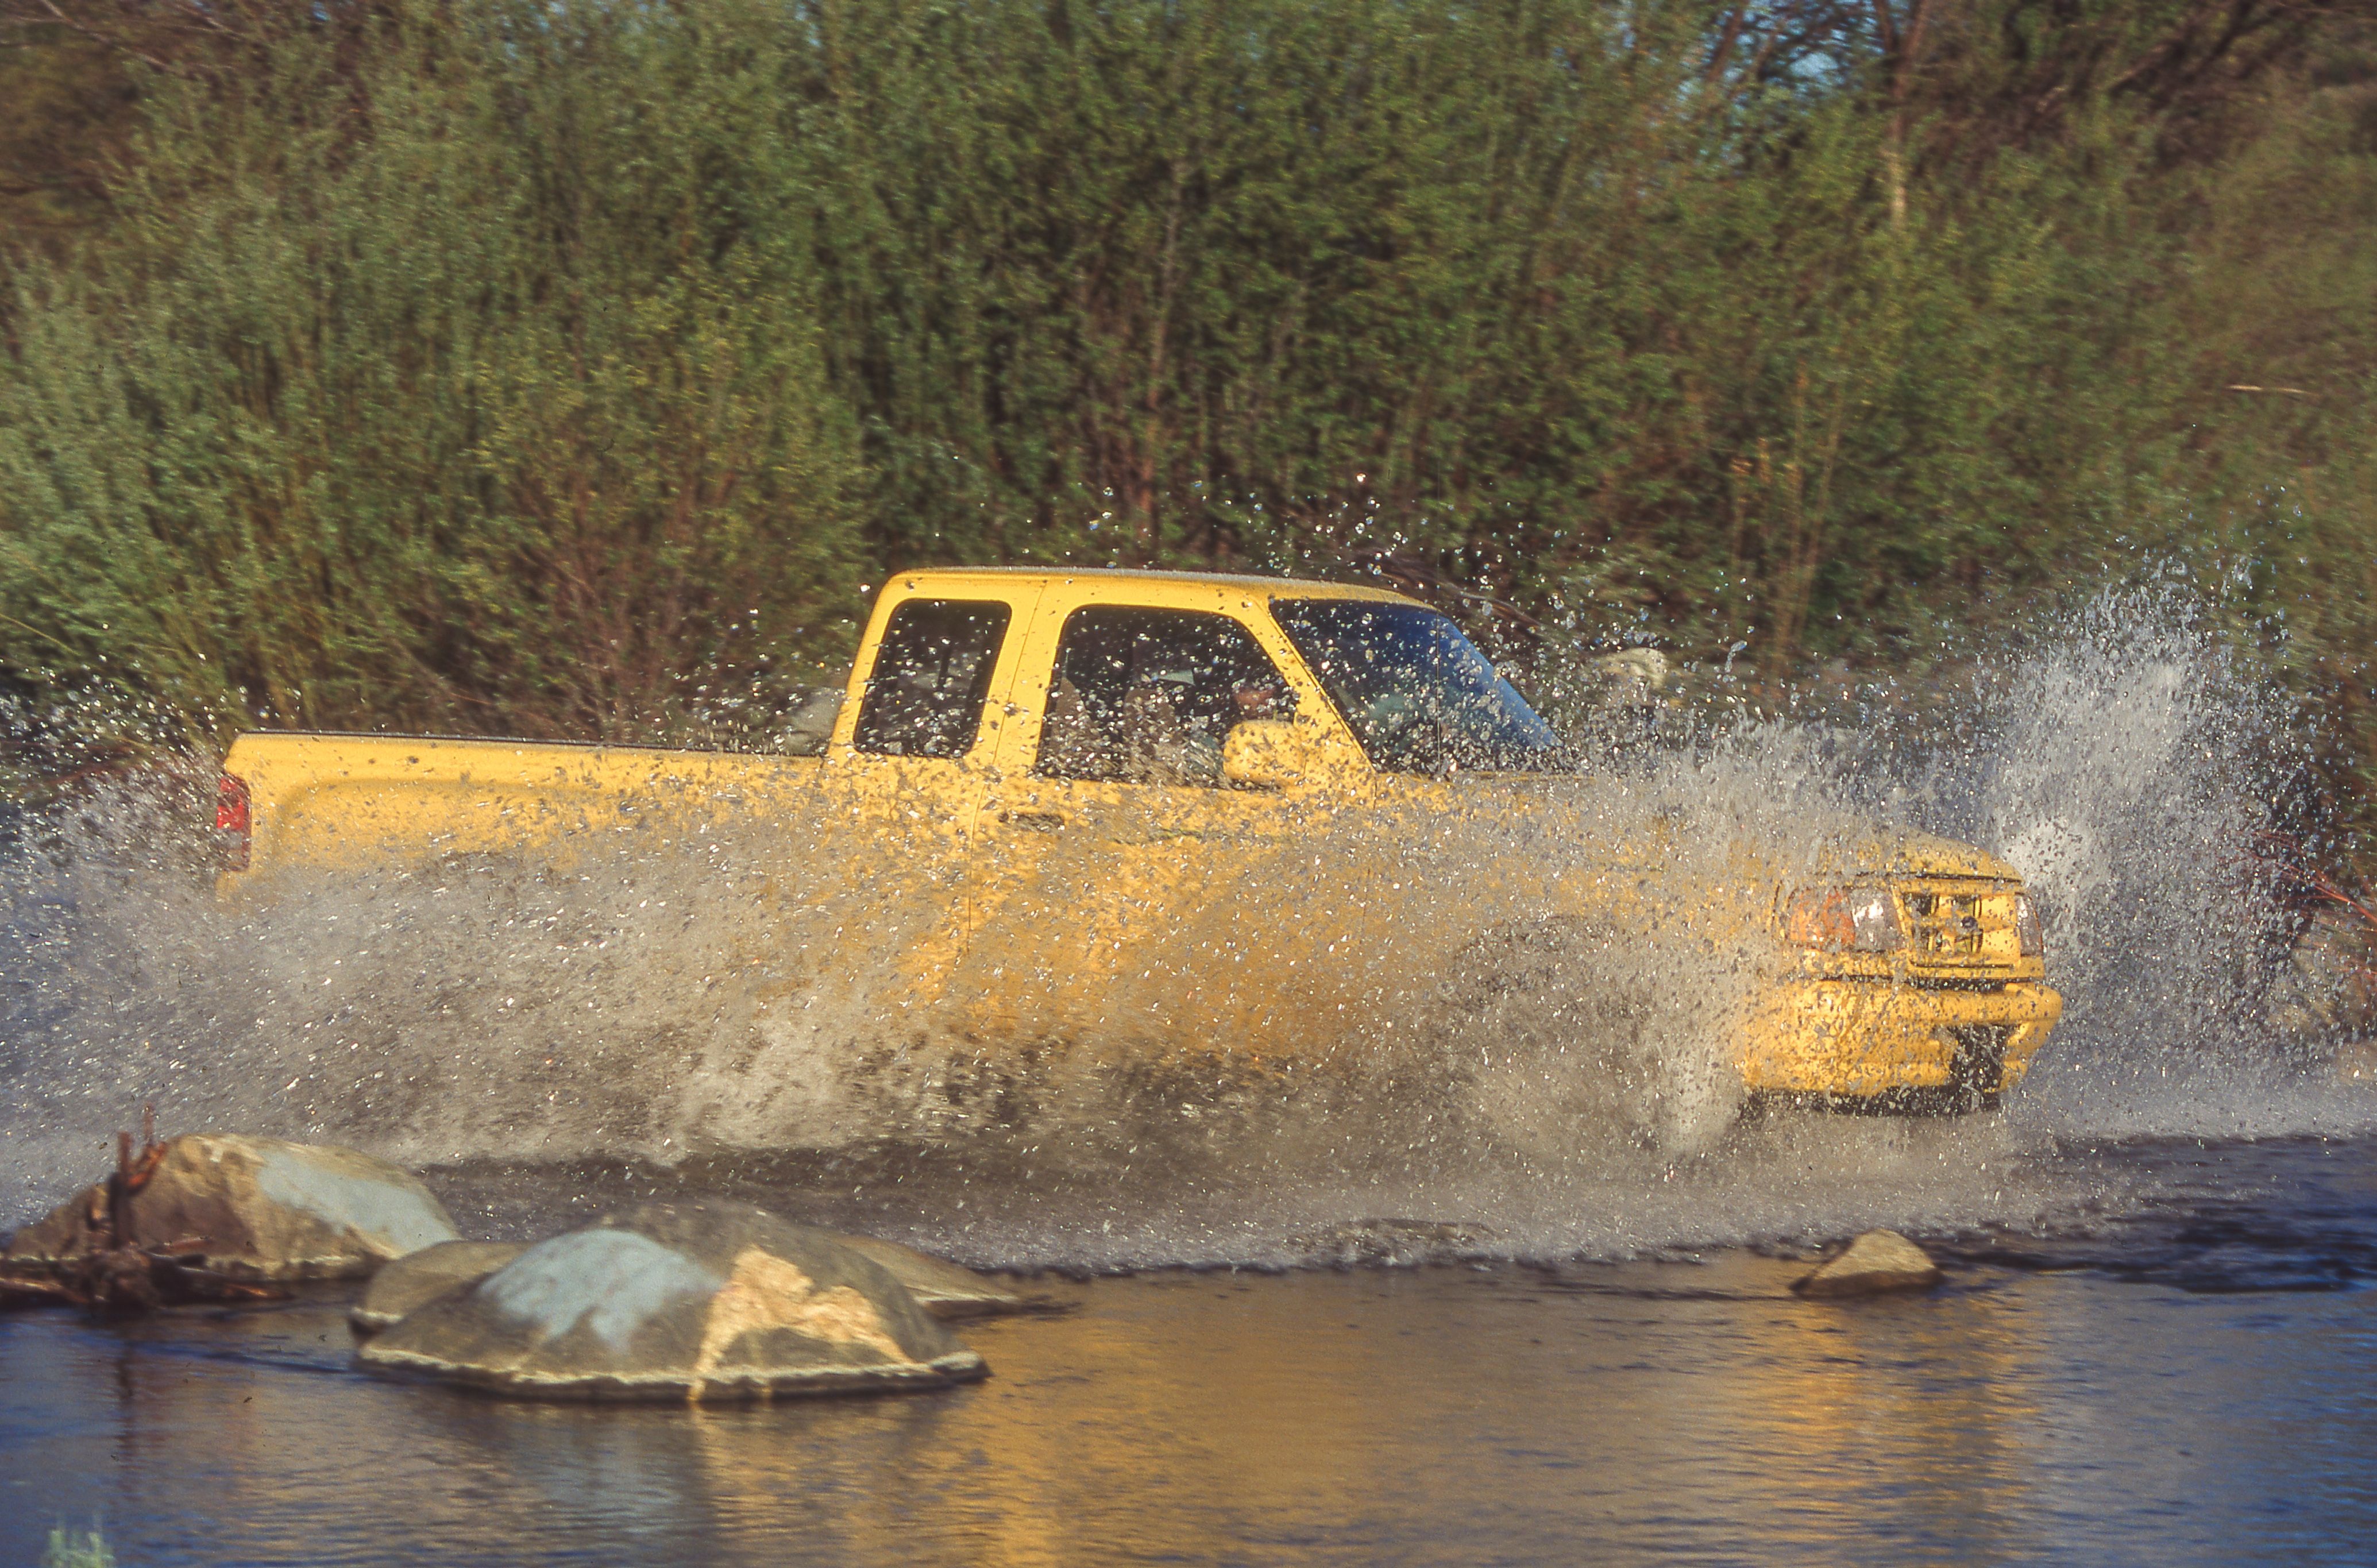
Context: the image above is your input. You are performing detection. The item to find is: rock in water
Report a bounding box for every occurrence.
[347,1231,1045,1334]
[3,1135,459,1281]
[1795,1230,1945,1297]
[349,1241,527,1333]
[357,1201,988,1401]
[831,1236,1036,1319]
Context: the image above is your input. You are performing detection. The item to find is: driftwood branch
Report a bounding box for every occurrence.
[0,1105,288,1314]
[2248,831,2377,983]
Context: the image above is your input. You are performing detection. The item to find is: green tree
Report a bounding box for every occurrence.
[1,3,869,744]
[0,0,2371,822]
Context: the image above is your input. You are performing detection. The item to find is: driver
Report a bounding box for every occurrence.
[1230,673,1291,725]
[1134,670,1294,786]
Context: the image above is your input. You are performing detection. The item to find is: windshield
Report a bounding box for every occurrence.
[1271,600,1568,774]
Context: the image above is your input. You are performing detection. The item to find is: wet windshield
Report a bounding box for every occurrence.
[1271,599,1568,774]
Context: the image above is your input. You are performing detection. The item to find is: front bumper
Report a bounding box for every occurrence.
[1738,978,2062,1099]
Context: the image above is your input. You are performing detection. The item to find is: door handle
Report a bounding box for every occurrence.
[1000,810,1068,832]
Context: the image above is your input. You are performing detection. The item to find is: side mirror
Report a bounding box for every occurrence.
[1222,719,1332,790]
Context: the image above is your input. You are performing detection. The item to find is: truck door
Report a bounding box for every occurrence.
[960,600,1337,1061]
[812,585,1038,1022]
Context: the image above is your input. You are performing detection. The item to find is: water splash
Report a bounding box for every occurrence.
[1967,590,2332,1137]
[2,590,2366,1268]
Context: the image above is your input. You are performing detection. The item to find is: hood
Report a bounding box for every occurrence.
[1418,774,2025,885]
[1823,827,2023,883]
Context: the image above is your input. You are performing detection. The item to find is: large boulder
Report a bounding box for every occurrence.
[349,1240,527,1333]
[346,1231,1045,1335]
[3,1134,459,1282]
[357,1201,988,1400]
[1794,1229,1944,1297]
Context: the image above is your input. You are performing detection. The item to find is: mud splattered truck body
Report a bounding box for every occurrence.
[215,569,2060,1118]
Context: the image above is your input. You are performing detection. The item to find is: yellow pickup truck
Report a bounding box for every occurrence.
[214,567,2059,1123]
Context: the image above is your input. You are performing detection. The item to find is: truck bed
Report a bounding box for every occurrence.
[219,732,827,880]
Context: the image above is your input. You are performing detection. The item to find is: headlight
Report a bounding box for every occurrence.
[2013,892,2044,957]
[1784,886,1903,952]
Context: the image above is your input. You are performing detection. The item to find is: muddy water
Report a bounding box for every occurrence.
[4,1134,2375,1566]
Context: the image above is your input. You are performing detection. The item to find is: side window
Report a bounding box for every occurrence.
[1036,607,1294,786]
[852,598,1011,758]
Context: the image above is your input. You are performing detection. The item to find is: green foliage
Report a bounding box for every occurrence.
[0,0,2372,806]
[2,5,869,744]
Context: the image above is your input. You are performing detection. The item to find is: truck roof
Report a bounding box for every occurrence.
[881,566,1415,603]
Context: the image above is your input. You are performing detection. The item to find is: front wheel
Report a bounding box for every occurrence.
[1422,916,1749,1161]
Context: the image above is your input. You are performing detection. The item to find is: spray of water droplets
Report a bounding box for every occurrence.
[2,590,2366,1268]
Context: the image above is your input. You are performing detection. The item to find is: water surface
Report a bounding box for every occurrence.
[7,602,2371,1560]
[5,1133,2373,1566]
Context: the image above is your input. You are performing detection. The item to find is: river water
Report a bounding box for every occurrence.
[3,1132,2376,1565]
[6,599,2376,1561]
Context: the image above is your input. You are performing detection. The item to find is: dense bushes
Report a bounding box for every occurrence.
[2,8,871,741]
[0,0,2372,790]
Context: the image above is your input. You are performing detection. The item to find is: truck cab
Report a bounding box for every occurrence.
[834,569,2059,1110]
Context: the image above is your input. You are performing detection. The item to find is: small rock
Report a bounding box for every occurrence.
[358,1200,987,1401]
[349,1240,527,1333]
[3,1134,460,1282]
[1794,1229,1944,1297]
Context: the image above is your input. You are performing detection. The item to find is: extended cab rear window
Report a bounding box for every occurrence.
[852,598,1011,758]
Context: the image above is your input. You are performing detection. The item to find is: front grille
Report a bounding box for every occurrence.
[1902,889,2023,968]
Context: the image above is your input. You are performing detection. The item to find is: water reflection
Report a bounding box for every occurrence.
[7,1142,2377,1568]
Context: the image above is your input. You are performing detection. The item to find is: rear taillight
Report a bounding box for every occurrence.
[214,773,251,871]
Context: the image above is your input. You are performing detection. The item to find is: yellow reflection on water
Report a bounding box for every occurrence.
[5,1249,2360,1566]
